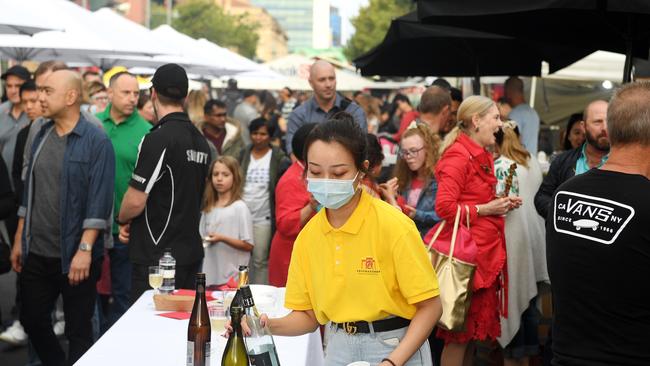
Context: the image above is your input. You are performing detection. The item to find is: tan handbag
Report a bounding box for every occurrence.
[425,206,477,331]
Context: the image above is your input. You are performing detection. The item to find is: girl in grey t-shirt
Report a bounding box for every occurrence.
[200,156,254,286]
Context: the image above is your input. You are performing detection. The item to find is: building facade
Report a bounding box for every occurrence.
[215,0,289,62]
[330,5,341,47]
[249,0,331,51]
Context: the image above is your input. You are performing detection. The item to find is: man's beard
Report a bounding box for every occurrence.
[586,129,610,152]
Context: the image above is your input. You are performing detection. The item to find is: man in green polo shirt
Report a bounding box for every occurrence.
[96,71,151,331]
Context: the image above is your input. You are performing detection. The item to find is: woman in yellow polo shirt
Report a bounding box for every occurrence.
[263,117,442,366]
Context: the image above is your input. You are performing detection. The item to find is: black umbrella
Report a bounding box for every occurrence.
[417,0,650,82]
[354,12,593,92]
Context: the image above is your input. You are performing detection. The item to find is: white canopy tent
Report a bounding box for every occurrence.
[0,0,170,62]
[545,51,629,82]
[0,0,63,35]
[149,25,254,77]
[227,54,377,90]
[194,38,280,78]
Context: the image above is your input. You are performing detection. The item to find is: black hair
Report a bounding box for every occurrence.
[292,123,317,161]
[249,117,276,137]
[303,113,368,172]
[365,134,384,169]
[204,99,227,115]
[450,87,462,103]
[283,87,293,96]
[563,112,584,150]
[19,80,37,95]
[242,89,257,99]
[392,93,411,106]
[137,92,150,109]
[431,78,451,90]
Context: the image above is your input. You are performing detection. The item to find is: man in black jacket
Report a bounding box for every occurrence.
[534,100,610,219]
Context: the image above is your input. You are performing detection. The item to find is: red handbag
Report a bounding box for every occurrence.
[424,205,478,265]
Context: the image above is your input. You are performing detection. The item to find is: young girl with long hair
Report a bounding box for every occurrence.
[384,123,442,238]
[200,156,254,287]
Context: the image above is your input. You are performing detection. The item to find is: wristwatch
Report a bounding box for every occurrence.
[78,242,93,252]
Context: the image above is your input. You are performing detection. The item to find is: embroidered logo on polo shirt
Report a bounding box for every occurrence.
[553,191,635,245]
[356,257,380,275]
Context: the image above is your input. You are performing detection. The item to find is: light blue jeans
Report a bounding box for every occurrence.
[324,322,433,366]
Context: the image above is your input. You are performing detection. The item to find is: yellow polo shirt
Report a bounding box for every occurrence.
[285,190,440,324]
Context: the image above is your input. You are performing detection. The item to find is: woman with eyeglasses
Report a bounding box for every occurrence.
[381,122,442,238]
[85,81,109,114]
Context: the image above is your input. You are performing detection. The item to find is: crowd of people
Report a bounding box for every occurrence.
[0,57,648,366]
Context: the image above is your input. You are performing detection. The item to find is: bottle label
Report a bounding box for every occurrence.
[249,351,277,366]
[163,269,175,278]
[186,341,210,366]
[186,341,193,366]
[241,297,254,307]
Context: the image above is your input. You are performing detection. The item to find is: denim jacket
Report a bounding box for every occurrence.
[18,117,115,273]
[401,178,442,238]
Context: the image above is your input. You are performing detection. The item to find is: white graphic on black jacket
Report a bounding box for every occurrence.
[553,191,635,245]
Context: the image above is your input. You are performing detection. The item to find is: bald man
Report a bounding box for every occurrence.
[11,69,115,365]
[534,100,610,219]
[285,60,366,156]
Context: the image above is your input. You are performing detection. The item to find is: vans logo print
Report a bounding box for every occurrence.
[553,191,635,245]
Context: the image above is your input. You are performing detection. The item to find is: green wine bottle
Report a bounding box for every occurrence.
[221,306,249,366]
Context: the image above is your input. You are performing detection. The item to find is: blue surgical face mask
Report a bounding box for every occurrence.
[307,172,360,210]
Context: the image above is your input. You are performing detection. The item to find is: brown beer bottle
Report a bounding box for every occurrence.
[187,273,211,366]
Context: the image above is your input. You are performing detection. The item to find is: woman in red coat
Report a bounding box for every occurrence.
[268,124,318,287]
[434,96,522,366]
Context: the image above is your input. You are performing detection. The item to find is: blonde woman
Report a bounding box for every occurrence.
[187,89,207,126]
[493,122,548,366]
[434,96,522,366]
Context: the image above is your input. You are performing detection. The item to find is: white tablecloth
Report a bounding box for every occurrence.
[75,287,324,366]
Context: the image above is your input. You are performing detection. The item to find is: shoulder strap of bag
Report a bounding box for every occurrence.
[426,221,446,252]
[425,206,462,257]
[448,205,462,261]
[340,96,352,111]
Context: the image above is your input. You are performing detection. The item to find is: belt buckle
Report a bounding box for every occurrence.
[343,322,357,335]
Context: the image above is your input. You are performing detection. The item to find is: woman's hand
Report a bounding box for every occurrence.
[206,233,223,243]
[478,196,523,216]
[507,196,523,210]
[224,314,270,337]
[478,197,512,216]
[379,177,399,204]
[403,205,417,219]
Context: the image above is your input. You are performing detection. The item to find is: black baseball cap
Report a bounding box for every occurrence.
[151,63,188,99]
[1,65,31,81]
